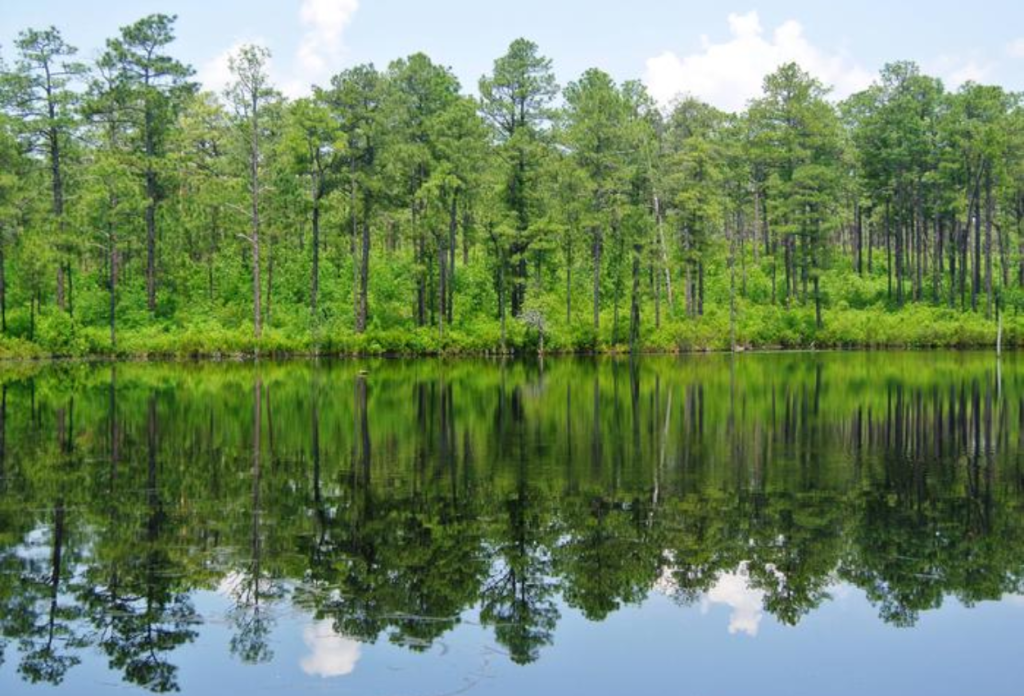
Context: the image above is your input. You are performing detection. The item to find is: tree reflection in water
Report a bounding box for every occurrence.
[0,353,1022,690]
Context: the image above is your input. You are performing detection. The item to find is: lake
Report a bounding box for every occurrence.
[0,352,1022,695]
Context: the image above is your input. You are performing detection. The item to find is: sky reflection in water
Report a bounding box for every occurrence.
[0,353,1022,695]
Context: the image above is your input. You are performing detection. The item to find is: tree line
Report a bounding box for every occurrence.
[2,14,1024,355]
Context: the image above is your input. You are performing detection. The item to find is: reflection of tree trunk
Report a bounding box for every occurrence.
[147,395,160,540]
[591,372,601,473]
[251,375,262,607]
[109,367,118,493]
[311,380,329,557]
[629,361,641,494]
[0,384,6,490]
[266,384,276,465]
[312,390,321,507]
[657,382,671,513]
[46,499,66,651]
[356,374,371,486]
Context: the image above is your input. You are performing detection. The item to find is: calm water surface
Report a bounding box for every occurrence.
[0,353,1022,695]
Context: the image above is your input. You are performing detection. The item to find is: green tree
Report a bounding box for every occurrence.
[98,14,194,316]
[226,44,278,340]
[323,64,383,334]
[5,27,85,312]
[480,39,558,319]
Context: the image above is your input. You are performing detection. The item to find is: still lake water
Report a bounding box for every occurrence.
[0,352,1022,695]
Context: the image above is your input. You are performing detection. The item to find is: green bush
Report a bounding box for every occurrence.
[36,311,87,356]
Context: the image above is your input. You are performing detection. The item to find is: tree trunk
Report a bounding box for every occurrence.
[447,193,457,326]
[145,93,158,315]
[886,201,892,301]
[109,216,117,350]
[814,275,822,330]
[250,95,262,340]
[592,227,601,333]
[654,194,673,312]
[66,262,73,318]
[356,205,371,334]
[48,96,66,311]
[265,244,274,328]
[311,193,320,321]
[498,248,507,353]
[854,197,863,275]
[438,231,447,341]
[629,242,641,354]
[972,181,981,312]
[565,246,573,324]
[653,262,660,330]
[146,174,157,315]
[697,260,705,316]
[949,218,957,308]
[0,246,5,334]
[415,214,425,327]
[984,166,993,318]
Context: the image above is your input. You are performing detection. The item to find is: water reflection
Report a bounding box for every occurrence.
[700,563,769,637]
[0,353,1021,691]
[300,620,361,678]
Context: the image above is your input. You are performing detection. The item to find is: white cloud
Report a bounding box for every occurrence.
[1008,39,1024,58]
[928,53,996,88]
[300,620,362,678]
[701,562,767,636]
[644,11,872,112]
[947,61,993,87]
[197,39,266,95]
[289,0,359,95]
[198,1,359,99]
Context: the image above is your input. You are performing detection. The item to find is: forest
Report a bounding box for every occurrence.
[2,13,1024,357]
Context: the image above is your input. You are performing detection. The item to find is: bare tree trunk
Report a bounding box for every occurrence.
[250,91,262,340]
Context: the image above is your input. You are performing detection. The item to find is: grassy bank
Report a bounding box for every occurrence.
[2,302,1018,360]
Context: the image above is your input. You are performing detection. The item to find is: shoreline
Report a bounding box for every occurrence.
[0,341,1013,365]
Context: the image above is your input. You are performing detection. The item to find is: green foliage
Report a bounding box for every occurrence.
[0,21,1023,357]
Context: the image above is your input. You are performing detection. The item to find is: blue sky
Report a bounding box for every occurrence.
[3,0,1024,110]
